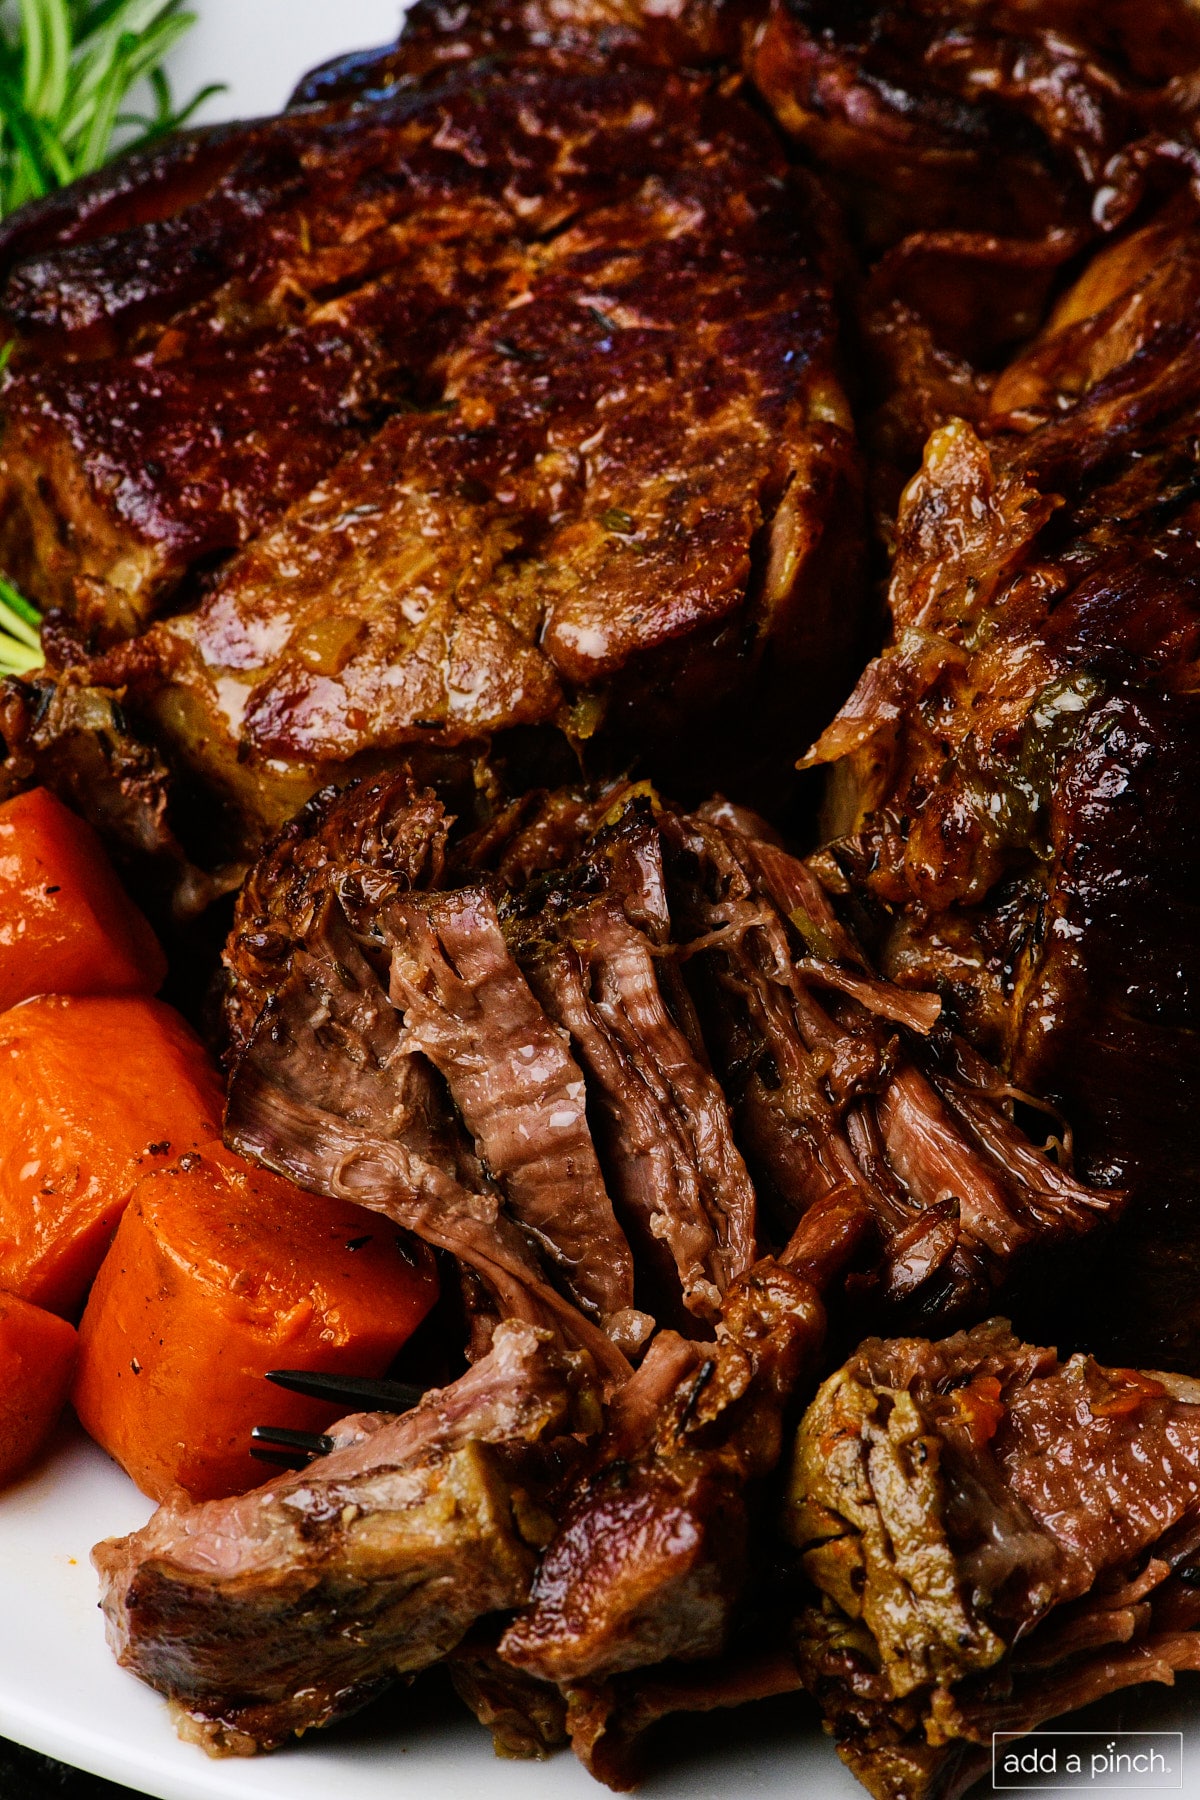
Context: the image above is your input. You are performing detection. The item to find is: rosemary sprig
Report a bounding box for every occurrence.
[0,1,222,671]
[0,1,223,218]
[0,574,42,673]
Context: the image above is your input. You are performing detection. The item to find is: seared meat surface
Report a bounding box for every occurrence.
[11,0,1199,851]
[140,131,857,837]
[0,41,864,844]
[288,0,751,101]
[0,241,519,636]
[790,1321,1200,1800]
[806,195,1200,1364]
[499,1258,824,1683]
[743,0,1200,516]
[0,66,724,623]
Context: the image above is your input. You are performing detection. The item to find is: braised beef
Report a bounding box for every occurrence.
[0,43,864,844]
[200,768,1124,1781]
[448,1632,571,1760]
[222,768,451,1062]
[506,805,759,1330]
[286,0,752,104]
[226,906,635,1386]
[382,883,645,1348]
[660,803,1117,1330]
[805,192,1200,1364]
[498,1259,825,1683]
[564,1645,808,1789]
[43,10,1200,1790]
[94,1320,594,1754]
[789,1321,1200,1800]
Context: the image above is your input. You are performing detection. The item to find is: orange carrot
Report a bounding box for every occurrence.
[0,994,224,1315]
[0,1290,78,1489]
[73,1144,440,1502]
[0,787,166,1010]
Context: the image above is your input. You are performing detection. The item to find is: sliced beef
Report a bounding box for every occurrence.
[499,1259,825,1684]
[94,1319,591,1755]
[224,772,637,1381]
[143,756,1127,1783]
[508,806,759,1328]
[382,884,644,1349]
[789,1321,1200,1800]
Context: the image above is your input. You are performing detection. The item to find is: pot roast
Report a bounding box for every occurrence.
[0,39,865,846]
[805,193,1200,1367]
[791,1321,1200,1800]
[93,769,1120,1775]
[1,0,1198,1792]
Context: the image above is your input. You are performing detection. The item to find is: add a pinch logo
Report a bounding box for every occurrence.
[993,1733,1183,1791]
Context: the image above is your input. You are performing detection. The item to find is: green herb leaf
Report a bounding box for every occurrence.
[0,0,223,218]
[0,574,42,672]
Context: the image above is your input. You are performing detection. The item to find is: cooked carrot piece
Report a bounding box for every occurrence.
[0,1290,78,1489]
[0,787,166,1009]
[73,1145,440,1502]
[0,994,224,1315]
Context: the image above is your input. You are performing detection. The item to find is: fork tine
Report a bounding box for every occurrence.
[250,1445,312,1469]
[251,1424,336,1457]
[265,1368,426,1412]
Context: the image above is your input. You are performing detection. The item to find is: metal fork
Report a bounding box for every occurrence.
[250,1368,427,1468]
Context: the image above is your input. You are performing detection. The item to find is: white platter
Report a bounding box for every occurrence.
[3,5,1200,1798]
[163,0,408,125]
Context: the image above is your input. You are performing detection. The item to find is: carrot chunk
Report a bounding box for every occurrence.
[0,787,166,1009]
[73,1145,440,1502]
[0,1290,78,1489]
[0,994,224,1315]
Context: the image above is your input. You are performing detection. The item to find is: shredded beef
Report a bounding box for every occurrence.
[508,806,758,1328]
[382,883,645,1348]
